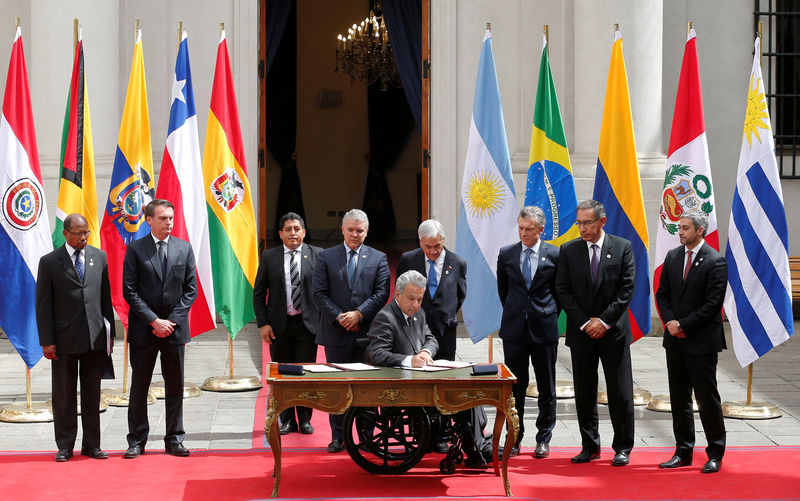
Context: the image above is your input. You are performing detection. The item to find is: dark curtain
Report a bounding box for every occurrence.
[381,0,422,128]
[265,1,306,235]
[362,83,415,240]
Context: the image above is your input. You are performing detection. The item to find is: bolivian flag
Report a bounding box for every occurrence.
[53,27,99,248]
[592,31,650,340]
[202,29,258,339]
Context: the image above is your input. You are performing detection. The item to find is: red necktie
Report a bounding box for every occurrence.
[683,250,693,281]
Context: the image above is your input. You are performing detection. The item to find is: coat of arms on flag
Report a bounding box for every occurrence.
[210,167,245,213]
[106,163,154,239]
[659,163,714,235]
[3,178,44,230]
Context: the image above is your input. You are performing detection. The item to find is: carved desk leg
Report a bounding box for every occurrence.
[501,394,519,497]
[265,393,281,497]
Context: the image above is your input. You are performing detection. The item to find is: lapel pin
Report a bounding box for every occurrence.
[361,254,366,259]
[541,256,546,261]
[89,258,94,267]
[695,262,700,266]
[445,270,450,275]
[606,254,611,259]
[303,255,308,259]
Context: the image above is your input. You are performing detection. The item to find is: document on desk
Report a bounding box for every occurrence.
[430,360,472,368]
[302,365,343,373]
[397,365,453,372]
[329,363,380,371]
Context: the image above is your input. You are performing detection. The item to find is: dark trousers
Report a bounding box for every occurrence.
[666,348,726,461]
[570,342,634,454]
[270,315,317,426]
[51,349,106,450]
[127,341,185,447]
[503,337,557,444]
[432,324,457,362]
[324,339,366,441]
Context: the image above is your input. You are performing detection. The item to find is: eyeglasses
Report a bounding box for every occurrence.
[66,230,91,238]
[575,219,599,227]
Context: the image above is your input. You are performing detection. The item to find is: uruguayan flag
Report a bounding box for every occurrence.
[455,30,519,342]
[724,36,793,367]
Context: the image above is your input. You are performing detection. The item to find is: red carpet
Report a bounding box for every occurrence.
[1,446,799,500]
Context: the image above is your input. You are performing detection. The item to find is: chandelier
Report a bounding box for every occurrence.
[335,1,401,91]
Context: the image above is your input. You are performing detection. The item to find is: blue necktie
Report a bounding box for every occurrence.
[74,249,84,282]
[522,248,532,287]
[427,259,438,297]
[347,249,357,288]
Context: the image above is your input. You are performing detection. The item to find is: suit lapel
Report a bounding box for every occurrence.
[353,245,368,288]
[594,236,613,291]
[681,244,706,292]
[59,245,82,286]
[530,243,547,290]
[146,238,164,282]
[391,301,420,353]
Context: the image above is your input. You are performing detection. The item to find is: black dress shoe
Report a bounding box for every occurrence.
[497,444,519,461]
[123,445,144,459]
[612,451,630,466]
[327,440,344,453]
[659,455,692,468]
[165,444,190,457]
[54,449,72,462]
[701,458,721,473]
[279,421,297,435]
[299,422,314,434]
[80,447,108,459]
[432,440,450,454]
[464,453,488,469]
[534,442,550,459]
[571,449,600,463]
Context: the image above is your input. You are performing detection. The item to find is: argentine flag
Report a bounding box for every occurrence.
[455,30,518,343]
[724,36,793,367]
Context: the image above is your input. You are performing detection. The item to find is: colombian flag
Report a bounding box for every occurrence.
[53,27,99,249]
[100,28,155,326]
[202,29,258,339]
[592,31,650,341]
[525,33,579,247]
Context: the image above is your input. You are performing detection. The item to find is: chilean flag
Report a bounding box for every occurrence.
[155,30,216,336]
[654,28,719,304]
[0,27,52,368]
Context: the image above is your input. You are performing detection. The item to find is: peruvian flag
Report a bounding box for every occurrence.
[0,27,52,368]
[155,30,216,336]
[654,28,719,301]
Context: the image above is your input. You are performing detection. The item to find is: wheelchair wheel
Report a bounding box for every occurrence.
[343,406,431,474]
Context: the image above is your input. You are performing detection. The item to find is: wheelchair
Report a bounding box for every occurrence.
[342,406,473,475]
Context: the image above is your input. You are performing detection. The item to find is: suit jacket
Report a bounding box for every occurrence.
[366,301,439,367]
[253,242,322,337]
[497,241,560,344]
[656,243,727,354]
[312,243,390,346]
[555,234,635,347]
[36,245,115,355]
[395,247,466,340]
[122,235,197,345]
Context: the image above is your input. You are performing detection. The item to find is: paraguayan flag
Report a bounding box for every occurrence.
[724,35,793,367]
[455,30,519,342]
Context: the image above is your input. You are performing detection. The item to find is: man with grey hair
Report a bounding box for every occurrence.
[496,206,560,459]
[367,270,491,468]
[396,219,467,361]
[313,208,390,453]
[555,199,636,467]
[655,209,726,474]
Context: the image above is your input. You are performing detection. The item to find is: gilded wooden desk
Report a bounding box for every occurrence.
[265,363,519,497]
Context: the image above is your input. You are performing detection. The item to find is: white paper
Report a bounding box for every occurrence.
[396,365,452,372]
[302,365,343,373]
[329,362,380,371]
[430,360,472,368]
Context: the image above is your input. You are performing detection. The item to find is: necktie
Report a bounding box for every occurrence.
[347,249,357,288]
[522,248,533,286]
[427,259,438,297]
[683,250,693,282]
[74,249,84,282]
[591,244,599,284]
[158,241,167,277]
[290,250,302,310]
[407,316,414,327]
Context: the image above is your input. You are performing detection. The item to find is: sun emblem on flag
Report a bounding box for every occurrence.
[464,170,505,218]
[743,74,770,148]
[211,167,246,213]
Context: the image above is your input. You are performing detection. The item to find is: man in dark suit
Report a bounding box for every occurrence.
[122,199,197,459]
[555,199,636,467]
[655,209,726,474]
[367,270,490,468]
[253,212,321,435]
[497,206,559,459]
[36,213,115,462]
[312,209,390,452]
[396,219,466,362]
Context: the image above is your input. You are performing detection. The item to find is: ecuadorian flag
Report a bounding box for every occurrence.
[100,28,155,326]
[525,34,579,247]
[53,27,99,249]
[202,29,258,339]
[592,31,650,340]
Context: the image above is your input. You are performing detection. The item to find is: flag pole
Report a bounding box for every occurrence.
[178,21,182,49]
[544,24,549,53]
[721,21,780,420]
